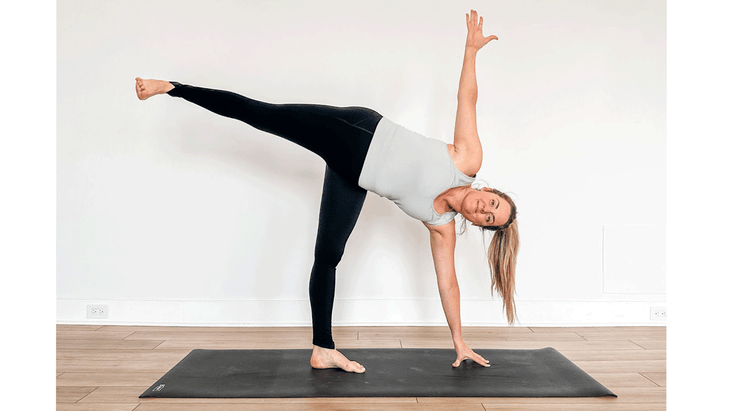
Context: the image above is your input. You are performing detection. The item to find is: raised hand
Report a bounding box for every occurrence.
[452,340,490,368]
[465,9,498,51]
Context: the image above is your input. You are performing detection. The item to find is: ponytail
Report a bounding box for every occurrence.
[486,221,520,324]
[458,184,520,324]
[479,187,519,324]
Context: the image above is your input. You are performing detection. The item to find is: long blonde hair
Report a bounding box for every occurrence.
[486,217,519,324]
[458,186,520,324]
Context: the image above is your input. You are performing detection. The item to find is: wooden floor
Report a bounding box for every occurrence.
[56,325,666,410]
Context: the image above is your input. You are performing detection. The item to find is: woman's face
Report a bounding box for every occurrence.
[461,188,511,228]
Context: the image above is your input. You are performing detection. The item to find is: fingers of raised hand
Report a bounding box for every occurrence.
[466,10,476,27]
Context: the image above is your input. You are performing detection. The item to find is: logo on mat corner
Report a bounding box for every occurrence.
[152,384,165,392]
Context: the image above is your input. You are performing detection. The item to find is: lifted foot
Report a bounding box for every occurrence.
[135,77,174,100]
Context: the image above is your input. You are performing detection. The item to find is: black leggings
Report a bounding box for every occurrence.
[167,83,382,349]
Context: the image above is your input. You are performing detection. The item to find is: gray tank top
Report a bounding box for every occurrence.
[358,117,476,226]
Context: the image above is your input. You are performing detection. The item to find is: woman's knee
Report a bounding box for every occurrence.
[313,244,346,269]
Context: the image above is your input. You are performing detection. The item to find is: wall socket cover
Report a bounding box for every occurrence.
[87,304,109,319]
[650,306,666,320]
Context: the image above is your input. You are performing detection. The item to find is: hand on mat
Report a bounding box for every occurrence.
[465,9,498,51]
[453,341,490,367]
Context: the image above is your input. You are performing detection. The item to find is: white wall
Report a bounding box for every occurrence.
[57,0,666,327]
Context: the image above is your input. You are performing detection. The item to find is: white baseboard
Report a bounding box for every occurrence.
[57,298,667,327]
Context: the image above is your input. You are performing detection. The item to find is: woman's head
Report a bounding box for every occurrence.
[458,187,515,229]
[481,188,517,231]
[457,184,520,324]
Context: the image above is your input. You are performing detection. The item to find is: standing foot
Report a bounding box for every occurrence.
[310,345,366,373]
[135,77,174,100]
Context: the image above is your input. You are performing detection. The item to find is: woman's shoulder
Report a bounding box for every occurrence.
[423,219,456,236]
[447,143,479,177]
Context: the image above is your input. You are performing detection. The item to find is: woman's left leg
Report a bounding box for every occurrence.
[308,166,367,373]
[309,166,366,349]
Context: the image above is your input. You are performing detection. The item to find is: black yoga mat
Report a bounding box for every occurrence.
[140,348,616,398]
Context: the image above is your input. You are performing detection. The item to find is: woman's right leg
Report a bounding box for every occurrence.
[164,81,381,186]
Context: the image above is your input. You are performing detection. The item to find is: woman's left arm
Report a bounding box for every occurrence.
[424,221,490,368]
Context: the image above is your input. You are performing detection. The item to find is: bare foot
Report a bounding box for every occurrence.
[135,77,174,100]
[310,345,366,373]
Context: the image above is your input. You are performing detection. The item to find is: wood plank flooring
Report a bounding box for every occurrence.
[56,325,666,410]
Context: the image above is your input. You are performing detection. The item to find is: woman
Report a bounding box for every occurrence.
[135,10,518,373]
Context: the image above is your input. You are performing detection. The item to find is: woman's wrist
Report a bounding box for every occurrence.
[465,44,480,54]
[452,335,466,346]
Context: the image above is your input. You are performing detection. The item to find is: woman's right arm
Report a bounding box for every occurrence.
[452,10,498,176]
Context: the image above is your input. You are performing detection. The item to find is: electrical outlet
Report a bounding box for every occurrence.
[650,306,666,321]
[87,304,109,319]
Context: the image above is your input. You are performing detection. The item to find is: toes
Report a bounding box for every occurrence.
[346,361,365,373]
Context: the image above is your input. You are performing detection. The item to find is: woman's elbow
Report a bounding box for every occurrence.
[457,93,478,105]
